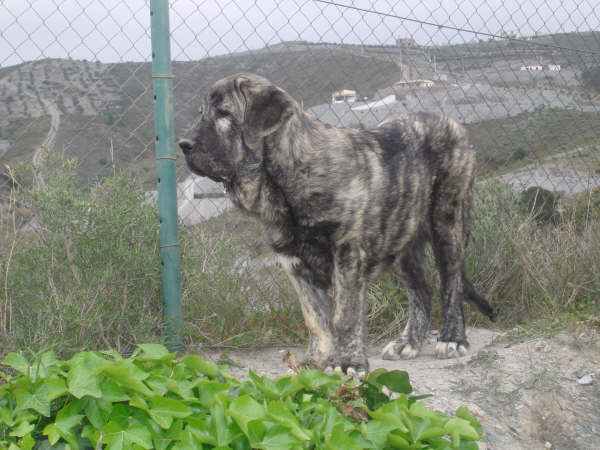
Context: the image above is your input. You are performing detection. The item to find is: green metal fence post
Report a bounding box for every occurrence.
[150,0,183,353]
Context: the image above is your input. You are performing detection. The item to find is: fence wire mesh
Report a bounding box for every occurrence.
[1,1,599,349]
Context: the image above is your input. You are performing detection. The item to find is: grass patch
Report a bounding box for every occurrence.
[466,182,600,326]
[466,108,600,175]
[1,152,598,363]
[1,151,163,360]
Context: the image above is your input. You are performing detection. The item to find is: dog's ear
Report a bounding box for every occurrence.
[238,77,294,151]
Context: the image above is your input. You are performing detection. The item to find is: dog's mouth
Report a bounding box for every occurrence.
[186,160,232,185]
[188,166,226,184]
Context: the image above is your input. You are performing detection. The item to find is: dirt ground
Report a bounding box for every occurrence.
[195,328,600,450]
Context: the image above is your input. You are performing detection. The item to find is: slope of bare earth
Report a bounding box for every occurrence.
[194,328,600,450]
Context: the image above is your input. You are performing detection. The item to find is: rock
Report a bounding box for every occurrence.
[576,374,593,385]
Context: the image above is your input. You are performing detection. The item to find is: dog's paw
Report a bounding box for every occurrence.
[325,365,366,380]
[381,340,420,360]
[435,341,468,359]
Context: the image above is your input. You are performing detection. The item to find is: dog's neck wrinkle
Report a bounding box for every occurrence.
[231,164,295,227]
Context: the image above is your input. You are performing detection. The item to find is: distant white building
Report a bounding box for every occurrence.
[548,64,561,71]
[394,79,435,88]
[352,94,397,111]
[395,37,416,47]
[521,64,543,71]
[332,89,357,104]
[500,30,520,39]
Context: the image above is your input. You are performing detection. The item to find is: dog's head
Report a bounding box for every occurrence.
[179,73,295,184]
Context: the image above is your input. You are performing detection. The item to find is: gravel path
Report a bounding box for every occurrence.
[194,328,600,450]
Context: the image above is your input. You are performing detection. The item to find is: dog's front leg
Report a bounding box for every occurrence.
[331,243,369,373]
[279,256,335,369]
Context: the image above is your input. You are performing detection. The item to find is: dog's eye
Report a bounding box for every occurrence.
[215,108,230,117]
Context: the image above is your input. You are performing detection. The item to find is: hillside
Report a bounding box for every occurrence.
[0,33,599,191]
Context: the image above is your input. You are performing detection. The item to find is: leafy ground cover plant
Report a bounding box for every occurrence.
[0,345,484,449]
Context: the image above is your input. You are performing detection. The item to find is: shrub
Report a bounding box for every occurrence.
[518,186,559,224]
[0,345,484,449]
[467,182,600,324]
[1,150,163,359]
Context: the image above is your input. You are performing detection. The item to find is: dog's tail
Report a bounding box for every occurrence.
[462,269,496,321]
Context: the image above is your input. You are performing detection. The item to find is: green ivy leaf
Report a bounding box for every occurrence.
[248,370,281,400]
[456,406,483,438]
[388,430,411,449]
[247,419,266,447]
[326,423,362,450]
[296,370,341,392]
[100,361,152,397]
[153,419,184,450]
[261,424,303,449]
[41,424,62,446]
[409,416,448,444]
[99,420,153,450]
[211,402,235,447]
[145,374,168,396]
[318,401,348,439]
[135,344,172,361]
[374,370,413,395]
[68,362,102,399]
[17,433,35,450]
[0,405,14,426]
[15,384,50,417]
[99,379,131,403]
[361,418,400,448]
[2,353,29,377]
[444,417,480,447]
[148,396,192,430]
[186,417,217,446]
[368,398,410,433]
[44,378,68,401]
[8,420,34,437]
[359,381,390,411]
[84,397,111,429]
[227,395,267,436]
[410,401,448,426]
[365,368,388,385]
[267,401,313,442]
[181,355,219,378]
[195,380,230,409]
[165,378,194,400]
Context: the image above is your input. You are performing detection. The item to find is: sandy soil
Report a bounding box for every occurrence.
[194,328,600,450]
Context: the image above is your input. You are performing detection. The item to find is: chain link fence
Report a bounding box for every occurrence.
[1,1,599,350]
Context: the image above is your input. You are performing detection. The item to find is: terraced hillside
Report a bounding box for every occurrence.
[0,33,599,191]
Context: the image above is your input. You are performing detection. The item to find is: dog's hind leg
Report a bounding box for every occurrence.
[382,237,432,360]
[430,180,472,358]
[279,256,335,369]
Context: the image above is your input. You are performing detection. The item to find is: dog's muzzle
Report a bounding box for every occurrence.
[178,139,194,155]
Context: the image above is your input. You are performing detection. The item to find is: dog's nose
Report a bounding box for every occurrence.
[178,139,194,155]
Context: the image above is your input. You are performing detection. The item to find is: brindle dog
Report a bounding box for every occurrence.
[179,73,494,374]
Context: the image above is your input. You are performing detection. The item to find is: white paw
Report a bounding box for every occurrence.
[324,366,366,380]
[345,367,366,380]
[435,341,468,359]
[381,341,420,360]
[401,344,419,358]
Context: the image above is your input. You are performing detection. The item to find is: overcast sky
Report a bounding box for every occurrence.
[1,0,598,66]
